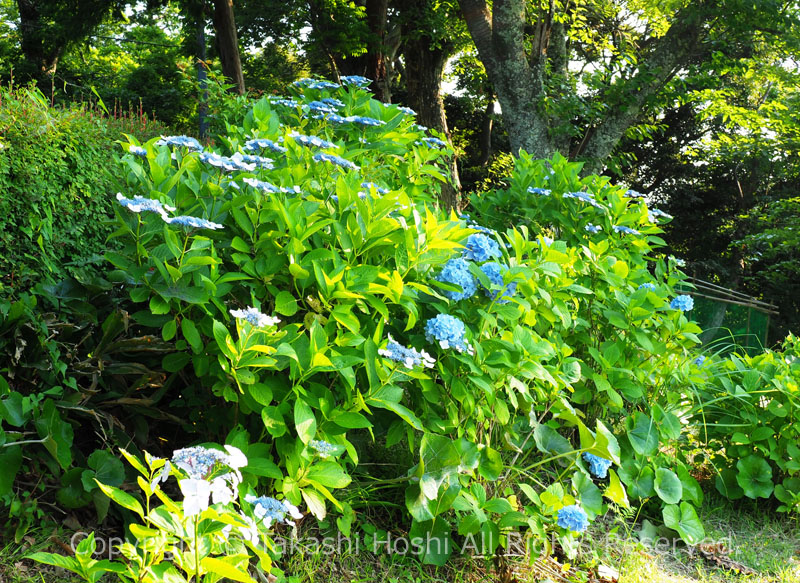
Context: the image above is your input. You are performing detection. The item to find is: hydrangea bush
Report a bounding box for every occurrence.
[101,79,709,567]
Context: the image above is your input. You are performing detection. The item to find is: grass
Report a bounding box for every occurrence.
[4,492,799,583]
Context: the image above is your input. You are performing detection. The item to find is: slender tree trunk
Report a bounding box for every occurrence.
[403,34,462,210]
[477,91,494,166]
[16,0,61,82]
[212,0,245,94]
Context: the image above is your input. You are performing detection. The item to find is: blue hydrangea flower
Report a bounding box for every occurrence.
[199,151,257,172]
[420,136,448,148]
[462,234,502,262]
[424,314,472,354]
[287,131,339,150]
[582,453,613,479]
[436,258,477,301]
[694,355,706,366]
[613,225,641,235]
[242,177,281,193]
[315,112,349,124]
[670,256,687,267]
[361,182,389,194]
[156,135,203,151]
[648,209,673,222]
[414,124,429,132]
[239,154,274,169]
[307,100,339,115]
[563,191,605,209]
[115,193,175,218]
[528,187,552,196]
[172,446,240,479]
[396,105,416,116]
[244,138,288,154]
[321,97,345,108]
[670,295,694,311]
[624,189,645,198]
[310,440,337,458]
[479,262,517,304]
[585,223,602,234]
[638,282,656,292]
[269,97,300,108]
[245,495,303,528]
[378,334,436,369]
[127,145,147,157]
[230,307,280,328]
[163,215,224,230]
[347,115,385,127]
[557,505,589,533]
[312,152,360,171]
[294,78,340,90]
[340,75,372,87]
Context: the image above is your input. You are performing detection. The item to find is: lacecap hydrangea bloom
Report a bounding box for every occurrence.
[585,223,602,234]
[528,186,552,196]
[670,295,694,311]
[613,225,641,235]
[582,453,613,479]
[424,314,473,355]
[231,307,280,328]
[462,233,502,262]
[163,215,224,230]
[557,505,589,533]
[312,152,360,171]
[244,138,288,154]
[293,78,340,90]
[436,258,477,301]
[245,495,303,528]
[116,193,175,218]
[127,145,147,157]
[156,135,203,151]
[638,282,656,292]
[378,334,435,369]
[310,440,337,458]
[171,445,248,516]
[694,355,706,366]
[479,262,517,304]
[421,136,448,148]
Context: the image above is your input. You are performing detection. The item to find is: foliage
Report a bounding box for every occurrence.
[0,83,168,295]
[689,335,800,514]
[29,447,284,582]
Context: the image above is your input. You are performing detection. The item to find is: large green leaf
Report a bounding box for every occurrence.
[654,468,682,504]
[626,412,658,457]
[294,399,317,444]
[736,455,774,499]
[663,502,705,544]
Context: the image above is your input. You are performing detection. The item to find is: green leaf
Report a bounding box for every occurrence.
[275,290,298,316]
[627,412,658,457]
[736,455,774,499]
[662,502,705,544]
[603,469,629,508]
[27,552,81,573]
[95,481,144,518]
[294,399,317,444]
[678,466,703,506]
[200,557,255,583]
[307,462,352,489]
[654,468,683,504]
[715,468,744,500]
[0,445,22,496]
[35,400,73,470]
[163,352,191,372]
[81,450,125,492]
[573,471,603,517]
[181,319,202,352]
[533,424,572,456]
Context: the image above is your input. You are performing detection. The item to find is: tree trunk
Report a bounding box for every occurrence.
[212,0,245,94]
[16,0,62,82]
[477,94,493,166]
[403,34,462,210]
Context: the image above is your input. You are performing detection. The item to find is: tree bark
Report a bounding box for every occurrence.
[212,0,245,94]
[403,32,462,210]
[16,0,62,81]
[477,93,494,166]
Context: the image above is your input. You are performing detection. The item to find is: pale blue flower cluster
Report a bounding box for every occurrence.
[582,453,613,479]
[239,154,274,169]
[564,190,604,209]
[199,151,257,172]
[287,132,339,150]
[378,334,435,369]
[670,256,687,267]
[585,223,602,234]
[648,209,673,222]
[625,189,645,198]
[310,440,337,458]
[269,97,300,108]
[321,97,345,108]
[242,177,295,194]
[116,193,175,218]
[613,225,641,235]
[424,314,472,354]
[164,215,224,230]
[315,112,348,124]
[307,101,339,115]
[230,307,280,328]
[172,446,233,480]
[361,182,389,194]
[414,124,429,132]
[528,187,552,196]
[638,282,656,292]
[479,262,517,304]
[347,115,385,127]
[694,355,706,366]
[436,258,477,301]
[313,152,360,171]
[156,135,203,151]
[557,505,589,533]
[244,138,288,154]
[396,105,416,116]
[420,136,448,148]
[670,295,694,311]
[128,145,147,157]
[340,75,372,87]
[244,494,303,528]
[462,234,502,262]
[294,78,339,90]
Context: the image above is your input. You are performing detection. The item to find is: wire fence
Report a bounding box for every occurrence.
[679,277,778,354]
